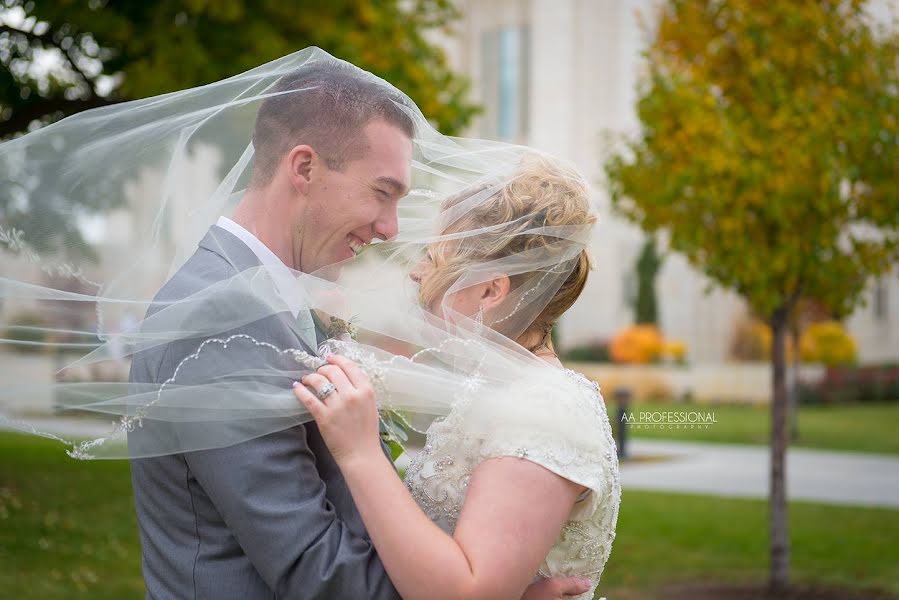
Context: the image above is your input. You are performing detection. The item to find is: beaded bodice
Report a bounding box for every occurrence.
[403,369,621,600]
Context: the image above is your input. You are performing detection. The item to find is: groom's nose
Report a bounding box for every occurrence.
[373,205,399,241]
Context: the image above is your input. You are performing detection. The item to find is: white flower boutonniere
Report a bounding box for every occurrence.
[320,315,409,463]
[326,316,358,341]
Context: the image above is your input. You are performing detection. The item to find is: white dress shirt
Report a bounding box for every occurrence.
[216,216,317,346]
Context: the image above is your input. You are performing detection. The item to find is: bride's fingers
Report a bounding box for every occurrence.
[316,363,352,392]
[326,355,368,388]
[292,381,325,419]
[301,372,339,402]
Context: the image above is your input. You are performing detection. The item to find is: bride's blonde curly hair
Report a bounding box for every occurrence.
[420,153,597,352]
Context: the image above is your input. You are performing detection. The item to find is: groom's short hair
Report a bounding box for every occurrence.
[250,61,416,188]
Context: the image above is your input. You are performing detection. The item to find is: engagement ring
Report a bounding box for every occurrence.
[317,383,337,400]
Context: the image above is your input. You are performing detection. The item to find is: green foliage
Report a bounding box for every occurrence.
[386,439,405,462]
[633,237,662,324]
[802,363,899,404]
[2,311,48,353]
[605,4,899,585]
[0,0,478,138]
[605,0,899,320]
[0,0,478,259]
[799,320,858,366]
[561,341,611,363]
[621,400,899,454]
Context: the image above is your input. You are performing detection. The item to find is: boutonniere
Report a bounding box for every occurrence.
[326,316,358,341]
[320,316,408,462]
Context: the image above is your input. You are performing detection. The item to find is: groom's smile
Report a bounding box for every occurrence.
[347,233,367,257]
[300,118,412,274]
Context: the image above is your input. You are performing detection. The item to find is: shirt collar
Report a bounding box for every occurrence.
[216,216,307,319]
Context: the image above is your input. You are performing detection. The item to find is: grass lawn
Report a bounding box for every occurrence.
[618,401,899,455]
[599,490,899,599]
[0,433,143,598]
[2,432,898,599]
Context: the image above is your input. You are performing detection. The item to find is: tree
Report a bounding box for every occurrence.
[633,237,663,324]
[0,0,478,259]
[0,0,478,138]
[605,0,898,592]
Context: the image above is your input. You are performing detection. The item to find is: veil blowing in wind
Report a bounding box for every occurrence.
[1,47,597,463]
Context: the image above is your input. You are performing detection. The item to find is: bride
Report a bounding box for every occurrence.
[294,153,621,600]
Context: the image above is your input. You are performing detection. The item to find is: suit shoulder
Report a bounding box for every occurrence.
[152,247,237,305]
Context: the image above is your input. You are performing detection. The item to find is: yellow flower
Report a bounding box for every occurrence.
[800,321,857,366]
[663,339,687,362]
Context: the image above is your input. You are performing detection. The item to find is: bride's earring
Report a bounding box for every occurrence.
[474,304,484,335]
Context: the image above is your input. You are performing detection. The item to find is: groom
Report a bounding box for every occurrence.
[129,61,590,599]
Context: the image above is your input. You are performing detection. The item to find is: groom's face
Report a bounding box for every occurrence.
[299,119,412,275]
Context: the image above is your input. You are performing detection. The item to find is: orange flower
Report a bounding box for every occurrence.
[610,325,665,364]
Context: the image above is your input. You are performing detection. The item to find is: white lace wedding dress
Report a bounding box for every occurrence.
[403,367,621,600]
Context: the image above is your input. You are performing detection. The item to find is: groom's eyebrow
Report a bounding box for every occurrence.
[375,176,409,197]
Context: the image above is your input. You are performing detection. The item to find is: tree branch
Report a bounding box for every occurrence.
[0,24,55,46]
[0,24,98,92]
[0,95,118,139]
[62,43,96,89]
[0,22,120,137]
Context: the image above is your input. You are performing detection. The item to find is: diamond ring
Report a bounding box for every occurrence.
[317,382,337,401]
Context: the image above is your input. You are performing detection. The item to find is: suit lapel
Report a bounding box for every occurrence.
[197,225,262,273]
[201,226,395,464]
[309,310,330,347]
[198,225,319,354]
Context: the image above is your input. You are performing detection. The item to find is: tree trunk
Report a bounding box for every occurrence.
[789,325,800,441]
[769,307,791,592]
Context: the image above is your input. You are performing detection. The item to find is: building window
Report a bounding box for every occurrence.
[481,26,529,140]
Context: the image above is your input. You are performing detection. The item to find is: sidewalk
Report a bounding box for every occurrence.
[399,439,899,509]
[621,439,899,509]
[7,417,898,509]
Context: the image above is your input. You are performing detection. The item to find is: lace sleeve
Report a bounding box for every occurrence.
[460,369,616,521]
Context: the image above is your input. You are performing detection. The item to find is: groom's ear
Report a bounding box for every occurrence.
[286,144,315,195]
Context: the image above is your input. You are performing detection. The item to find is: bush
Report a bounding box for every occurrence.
[562,341,611,363]
[797,381,824,405]
[800,320,857,366]
[602,326,688,366]
[799,363,899,404]
[730,318,771,361]
[610,325,664,364]
[2,312,50,354]
[729,317,796,362]
[662,339,687,365]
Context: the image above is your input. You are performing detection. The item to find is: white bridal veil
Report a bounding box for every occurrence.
[0,47,598,459]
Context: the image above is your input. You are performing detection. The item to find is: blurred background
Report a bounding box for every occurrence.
[1,1,898,599]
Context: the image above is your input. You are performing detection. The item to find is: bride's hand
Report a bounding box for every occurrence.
[293,354,383,465]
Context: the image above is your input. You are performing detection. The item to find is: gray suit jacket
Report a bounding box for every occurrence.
[129,225,400,600]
